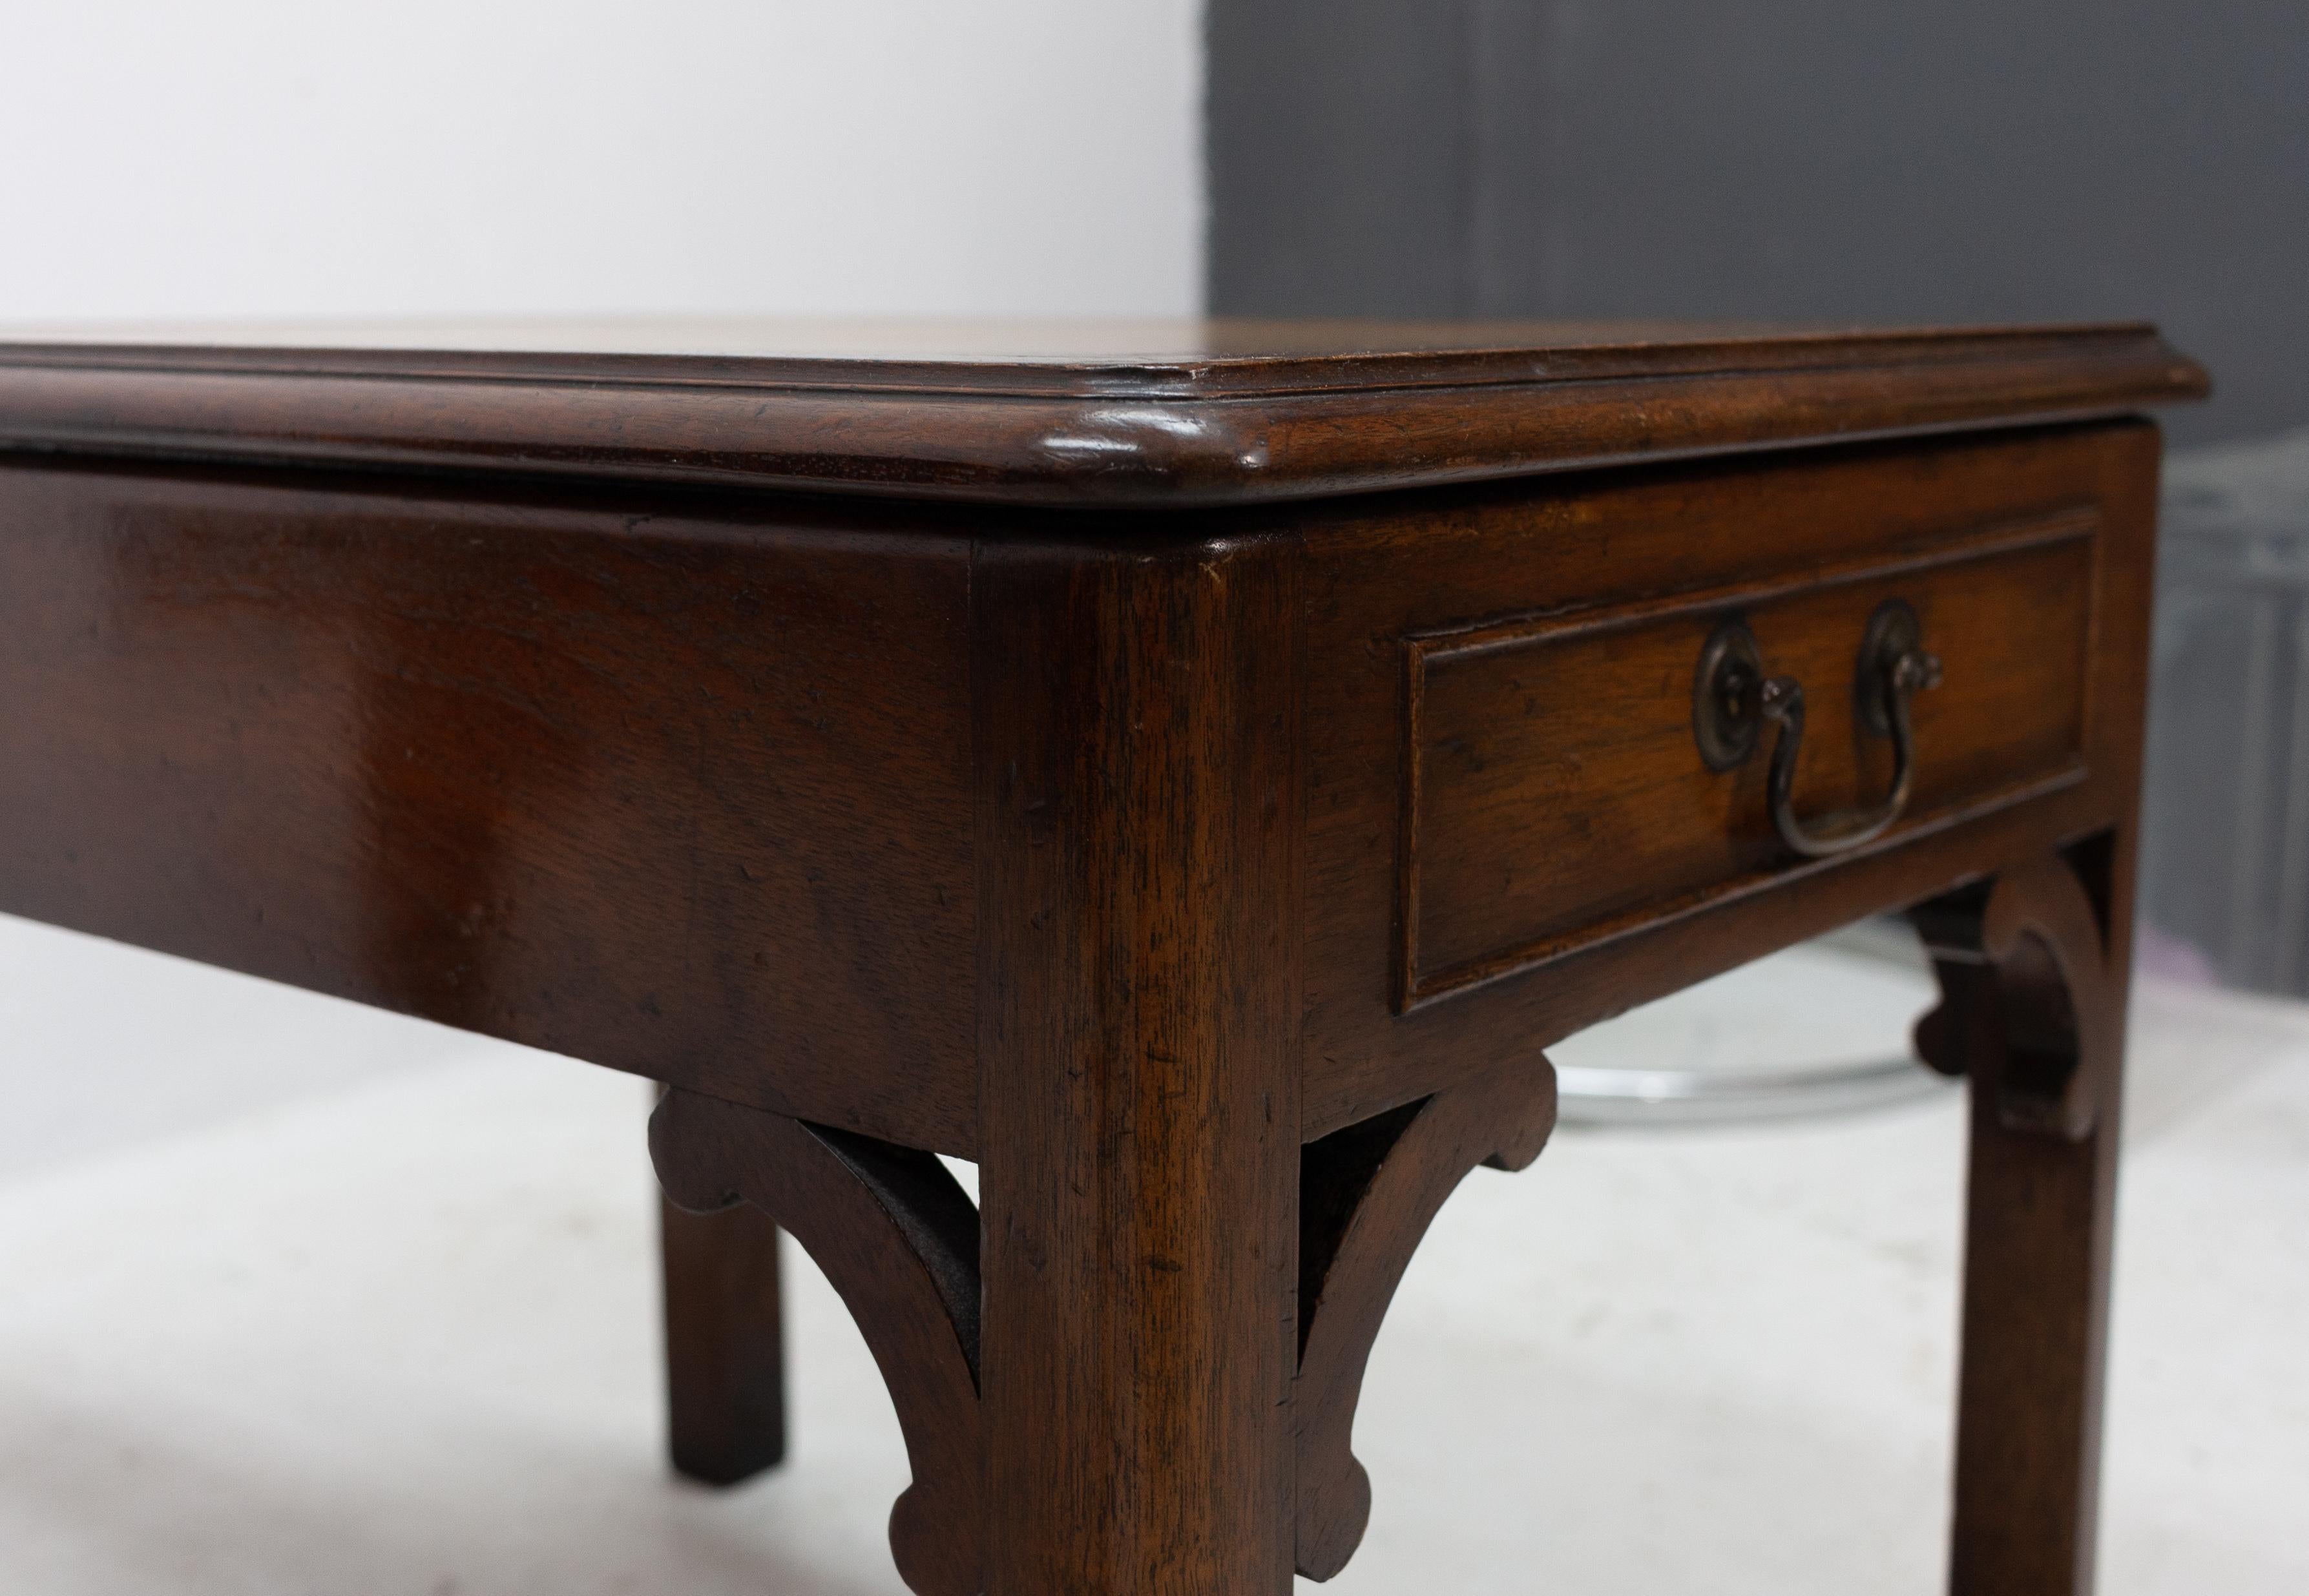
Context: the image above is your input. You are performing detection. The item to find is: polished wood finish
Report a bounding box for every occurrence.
[973,535,1304,1594]
[0,464,976,1152]
[1294,1060,1558,1579]
[0,320,2203,1595]
[660,1194,788,1487]
[0,320,2200,505]
[653,1088,983,1596]
[1914,844,2133,1596]
[1299,421,2166,1141]
[1400,510,2093,1006]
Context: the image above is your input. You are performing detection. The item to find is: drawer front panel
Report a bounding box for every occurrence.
[1400,515,2095,1006]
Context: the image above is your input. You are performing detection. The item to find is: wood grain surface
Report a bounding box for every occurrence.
[0,320,2203,506]
[1403,513,2094,1004]
[1295,421,2166,1141]
[0,459,978,1151]
[974,532,1304,1594]
[660,1193,788,1488]
[1293,1060,1558,1579]
[0,319,2202,1594]
[653,1088,984,1596]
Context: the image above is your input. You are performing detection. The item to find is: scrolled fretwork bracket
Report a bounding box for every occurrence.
[1907,851,2121,1143]
[649,1089,984,1596]
[1291,1060,1561,1580]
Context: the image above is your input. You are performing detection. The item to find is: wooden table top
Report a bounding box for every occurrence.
[0,318,2206,507]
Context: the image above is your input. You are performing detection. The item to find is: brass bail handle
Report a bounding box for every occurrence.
[1693,600,1944,859]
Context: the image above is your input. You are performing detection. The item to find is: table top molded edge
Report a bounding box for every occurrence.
[0,321,2208,507]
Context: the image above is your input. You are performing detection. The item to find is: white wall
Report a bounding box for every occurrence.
[0,0,1204,322]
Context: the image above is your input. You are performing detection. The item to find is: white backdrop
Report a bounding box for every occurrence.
[0,0,1204,322]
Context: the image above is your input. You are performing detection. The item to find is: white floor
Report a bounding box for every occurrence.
[0,913,2301,1594]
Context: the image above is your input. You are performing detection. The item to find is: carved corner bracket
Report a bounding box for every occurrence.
[650,1089,984,1596]
[1292,1060,1561,1580]
[1908,849,2120,1142]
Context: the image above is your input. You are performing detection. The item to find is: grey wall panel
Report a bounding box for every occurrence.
[1206,0,1474,314]
[1208,0,2309,446]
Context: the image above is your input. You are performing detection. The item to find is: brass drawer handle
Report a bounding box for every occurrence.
[1695,601,1943,859]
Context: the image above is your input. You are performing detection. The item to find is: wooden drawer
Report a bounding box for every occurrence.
[1396,510,2096,1009]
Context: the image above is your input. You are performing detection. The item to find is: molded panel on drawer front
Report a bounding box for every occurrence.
[1397,512,2096,1008]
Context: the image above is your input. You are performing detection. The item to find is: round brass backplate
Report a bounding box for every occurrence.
[1855,599,1923,738]
[1693,617,1765,771]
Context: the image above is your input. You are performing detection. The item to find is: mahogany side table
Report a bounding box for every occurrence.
[0,321,2206,1594]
